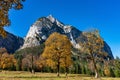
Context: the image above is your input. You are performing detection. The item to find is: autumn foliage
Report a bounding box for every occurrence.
[0,31,119,78]
[79,29,105,78]
[0,0,25,37]
[41,32,72,76]
[0,48,16,70]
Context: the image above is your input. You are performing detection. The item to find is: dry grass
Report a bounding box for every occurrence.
[0,71,119,80]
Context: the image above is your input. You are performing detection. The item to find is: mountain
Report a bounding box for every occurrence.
[0,31,24,53]
[21,15,114,59]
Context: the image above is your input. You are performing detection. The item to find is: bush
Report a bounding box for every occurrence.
[114,69,120,77]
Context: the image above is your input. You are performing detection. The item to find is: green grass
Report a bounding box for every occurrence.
[0,71,120,80]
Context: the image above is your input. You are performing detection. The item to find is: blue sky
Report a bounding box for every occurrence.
[5,0,120,58]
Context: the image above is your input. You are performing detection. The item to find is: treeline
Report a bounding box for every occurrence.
[0,47,120,77]
[72,55,120,77]
[0,32,120,78]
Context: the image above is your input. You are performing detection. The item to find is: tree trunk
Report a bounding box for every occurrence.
[57,72,59,77]
[92,56,99,78]
[65,72,67,77]
[95,69,99,78]
[31,54,35,74]
[65,67,68,77]
[90,52,99,78]
[57,62,60,77]
[32,69,35,74]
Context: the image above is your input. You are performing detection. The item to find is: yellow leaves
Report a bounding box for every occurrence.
[15,3,23,9]
[0,53,16,70]
[42,32,72,69]
[80,30,104,56]
[46,59,56,68]
[0,27,7,37]
[104,66,111,77]
[36,57,45,69]
[0,9,8,37]
[0,0,24,37]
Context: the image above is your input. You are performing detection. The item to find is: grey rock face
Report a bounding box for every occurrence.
[103,41,114,59]
[21,15,114,59]
[0,32,24,53]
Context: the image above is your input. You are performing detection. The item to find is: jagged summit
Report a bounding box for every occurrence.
[47,15,64,28]
[21,15,81,49]
[20,15,114,59]
[47,14,56,23]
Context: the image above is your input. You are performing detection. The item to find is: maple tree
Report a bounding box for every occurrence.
[0,48,7,69]
[42,32,72,76]
[0,53,16,70]
[36,56,46,72]
[0,0,25,37]
[15,44,45,72]
[79,29,105,78]
[0,48,7,53]
[22,54,36,72]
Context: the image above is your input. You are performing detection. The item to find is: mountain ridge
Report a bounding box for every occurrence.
[0,15,113,59]
[20,15,114,59]
[0,31,24,53]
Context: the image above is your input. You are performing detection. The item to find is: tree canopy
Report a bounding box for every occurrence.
[0,0,25,37]
[42,32,72,76]
[79,29,105,78]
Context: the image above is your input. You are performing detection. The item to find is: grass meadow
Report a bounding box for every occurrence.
[0,71,119,80]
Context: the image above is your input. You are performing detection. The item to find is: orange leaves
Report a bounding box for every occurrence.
[104,66,111,77]
[0,27,7,37]
[36,57,46,69]
[80,30,104,55]
[79,29,106,78]
[46,59,56,68]
[0,48,16,70]
[0,0,25,37]
[42,32,72,69]
[0,53,16,70]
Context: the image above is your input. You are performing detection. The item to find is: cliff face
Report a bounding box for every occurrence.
[0,32,24,53]
[21,15,81,49]
[103,41,114,58]
[20,15,114,59]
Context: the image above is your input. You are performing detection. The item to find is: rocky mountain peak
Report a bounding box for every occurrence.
[47,14,56,23]
[20,15,114,59]
[47,15,64,28]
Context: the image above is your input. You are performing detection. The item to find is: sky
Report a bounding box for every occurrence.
[5,0,120,58]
